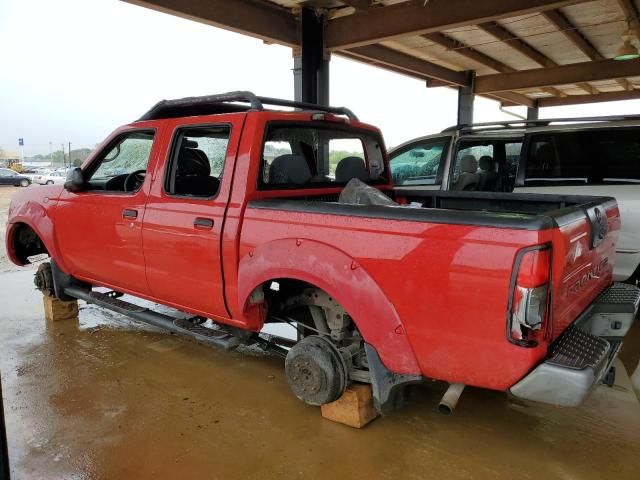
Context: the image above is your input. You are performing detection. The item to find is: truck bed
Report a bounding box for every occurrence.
[251,190,616,231]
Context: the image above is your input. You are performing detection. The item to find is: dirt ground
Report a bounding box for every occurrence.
[1,185,640,479]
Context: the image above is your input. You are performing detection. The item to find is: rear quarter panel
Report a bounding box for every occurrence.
[238,206,552,390]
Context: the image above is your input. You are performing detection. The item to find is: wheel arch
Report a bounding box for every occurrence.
[6,202,69,273]
[237,238,420,375]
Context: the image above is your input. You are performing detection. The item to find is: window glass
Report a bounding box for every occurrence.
[389,140,447,186]
[505,142,523,176]
[593,131,640,183]
[328,138,365,178]
[450,143,493,191]
[261,124,386,188]
[524,135,588,184]
[91,132,155,183]
[85,131,155,192]
[0,169,14,177]
[166,126,230,197]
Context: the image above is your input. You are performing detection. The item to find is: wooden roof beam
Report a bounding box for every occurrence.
[617,0,640,23]
[122,0,298,46]
[343,44,470,86]
[478,20,594,96]
[337,46,535,108]
[477,21,556,68]
[424,32,564,97]
[539,89,640,107]
[326,0,592,49]
[475,58,640,93]
[542,9,603,60]
[423,32,516,74]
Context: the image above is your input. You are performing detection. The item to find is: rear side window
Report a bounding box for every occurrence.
[261,123,386,189]
[389,139,448,186]
[165,125,230,198]
[524,129,640,185]
[594,131,640,183]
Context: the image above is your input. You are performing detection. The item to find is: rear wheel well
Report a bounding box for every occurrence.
[253,278,371,383]
[11,223,48,264]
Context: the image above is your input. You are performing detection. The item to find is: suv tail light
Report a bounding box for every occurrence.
[508,246,552,347]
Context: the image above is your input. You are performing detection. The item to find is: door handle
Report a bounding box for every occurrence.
[122,209,138,219]
[194,217,214,229]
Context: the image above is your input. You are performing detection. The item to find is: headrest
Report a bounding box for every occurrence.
[460,155,477,174]
[268,154,312,184]
[479,156,495,171]
[335,156,369,183]
[177,148,211,176]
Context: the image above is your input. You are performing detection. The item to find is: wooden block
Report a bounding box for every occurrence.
[43,295,79,323]
[321,383,379,428]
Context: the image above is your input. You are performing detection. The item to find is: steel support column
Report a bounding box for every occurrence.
[294,8,329,106]
[457,76,474,125]
[527,103,539,120]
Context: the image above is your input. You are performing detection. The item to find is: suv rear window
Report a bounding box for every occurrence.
[260,123,387,189]
[524,129,640,185]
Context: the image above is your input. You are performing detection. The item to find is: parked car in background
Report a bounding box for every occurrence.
[390,115,640,282]
[5,92,636,415]
[515,116,640,283]
[389,125,523,192]
[0,168,31,187]
[34,170,66,185]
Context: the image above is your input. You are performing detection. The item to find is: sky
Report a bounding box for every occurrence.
[2,0,640,157]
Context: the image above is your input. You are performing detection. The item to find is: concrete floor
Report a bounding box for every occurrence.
[1,185,640,479]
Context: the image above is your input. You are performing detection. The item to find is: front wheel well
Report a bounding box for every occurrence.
[11,223,49,264]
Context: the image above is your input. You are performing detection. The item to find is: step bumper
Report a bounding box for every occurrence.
[509,282,639,407]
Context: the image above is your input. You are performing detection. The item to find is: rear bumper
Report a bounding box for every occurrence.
[510,282,640,407]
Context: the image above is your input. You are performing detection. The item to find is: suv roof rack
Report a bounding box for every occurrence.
[138,91,359,122]
[442,114,640,133]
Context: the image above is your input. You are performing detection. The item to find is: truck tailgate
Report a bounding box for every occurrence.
[550,199,620,339]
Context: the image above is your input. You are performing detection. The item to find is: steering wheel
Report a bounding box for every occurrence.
[124,170,146,192]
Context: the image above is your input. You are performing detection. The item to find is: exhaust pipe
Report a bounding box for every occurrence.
[438,383,465,415]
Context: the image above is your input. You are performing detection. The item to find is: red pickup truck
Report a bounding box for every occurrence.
[6,92,639,414]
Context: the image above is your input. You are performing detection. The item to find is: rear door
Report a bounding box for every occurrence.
[142,115,245,320]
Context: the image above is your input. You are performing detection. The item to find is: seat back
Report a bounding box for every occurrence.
[268,154,312,185]
[174,148,220,196]
[478,155,499,191]
[453,155,480,191]
[335,156,369,183]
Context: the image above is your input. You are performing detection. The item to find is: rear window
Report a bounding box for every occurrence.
[524,129,640,185]
[261,123,387,189]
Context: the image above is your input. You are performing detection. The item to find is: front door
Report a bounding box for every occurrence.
[55,128,160,295]
[142,117,243,320]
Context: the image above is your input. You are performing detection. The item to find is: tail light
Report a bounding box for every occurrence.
[508,245,552,347]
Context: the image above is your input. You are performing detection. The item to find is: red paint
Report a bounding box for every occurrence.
[5,109,619,392]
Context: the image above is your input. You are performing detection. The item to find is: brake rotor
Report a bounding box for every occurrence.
[285,335,348,406]
[33,262,54,295]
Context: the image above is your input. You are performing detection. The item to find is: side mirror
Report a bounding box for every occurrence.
[64,168,85,192]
